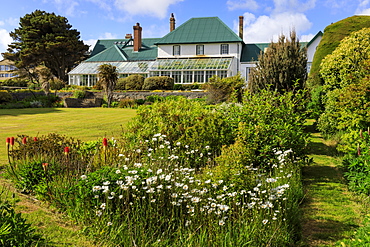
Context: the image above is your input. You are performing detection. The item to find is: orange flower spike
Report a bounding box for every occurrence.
[42,163,49,171]
[10,137,15,146]
[22,137,27,145]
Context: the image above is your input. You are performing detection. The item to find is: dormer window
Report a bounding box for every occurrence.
[196,45,204,55]
[173,45,181,56]
[220,44,229,55]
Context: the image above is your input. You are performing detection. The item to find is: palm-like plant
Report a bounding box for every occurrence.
[97,64,118,107]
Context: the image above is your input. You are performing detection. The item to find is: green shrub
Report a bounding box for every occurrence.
[0,90,12,103]
[204,74,244,104]
[0,78,28,87]
[118,98,136,108]
[50,78,66,90]
[116,75,145,90]
[72,90,86,99]
[0,200,44,246]
[142,76,174,90]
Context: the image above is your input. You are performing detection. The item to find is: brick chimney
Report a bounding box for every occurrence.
[125,34,132,39]
[239,16,243,40]
[133,23,142,52]
[170,13,176,32]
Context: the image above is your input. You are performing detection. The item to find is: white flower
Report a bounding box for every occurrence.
[80,175,87,180]
[266,178,277,183]
[205,179,211,184]
[171,193,178,198]
[136,149,141,153]
[151,199,156,203]
[219,204,229,212]
[107,222,112,226]
[118,154,124,157]
[159,145,165,149]
[93,186,101,192]
[176,142,181,146]
[116,169,121,174]
[156,169,163,175]
[125,158,130,161]
[96,210,102,216]
[262,219,268,225]
[100,203,106,210]
[103,181,110,186]
[183,185,189,190]
[119,195,123,199]
[134,163,142,168]
[185,220,191,226]
[191,197,200,203]
[219,220,225,226]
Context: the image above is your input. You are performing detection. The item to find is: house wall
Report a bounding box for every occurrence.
[157,43,241,59]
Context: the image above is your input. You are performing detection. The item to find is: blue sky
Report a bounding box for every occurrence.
[1,0,370,59]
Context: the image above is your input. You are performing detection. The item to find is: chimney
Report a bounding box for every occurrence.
[239,16,243,40]
[125,34,132,39]
[170,13,176,32]
[133,23,142,52]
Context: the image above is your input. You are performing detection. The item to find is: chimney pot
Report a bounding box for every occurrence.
[133,23,142,52]
[170,13,176,32]
[125,33,132,39]
[239,16,244,40]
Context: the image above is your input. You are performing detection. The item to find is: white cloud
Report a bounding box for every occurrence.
[227,0,259,11]
[99,32,118,39]
[272,0,316,13]
[43,0,80,17]
[83,39,97,51]
[241,12,312,43]
[356,0,370,15]
[0,29,12,59]
[86,0,112,11]
[114,0,183,19]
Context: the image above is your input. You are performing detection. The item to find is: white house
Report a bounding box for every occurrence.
[68,15,322,86]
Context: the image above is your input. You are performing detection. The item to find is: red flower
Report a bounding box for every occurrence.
[42,163,49,171]
[64,147,70,155]
[34,137,38,142]
[10,137,15,146]
[22,137,27,144]
[6,137,10,146]
[103,138,108,147]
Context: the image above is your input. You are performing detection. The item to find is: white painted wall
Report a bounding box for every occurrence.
[157,43,242,59]
[306,34,322,63]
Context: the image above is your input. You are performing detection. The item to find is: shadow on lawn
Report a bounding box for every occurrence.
[0,107,62,116]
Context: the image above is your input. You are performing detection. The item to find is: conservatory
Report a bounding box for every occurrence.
[68,57,233,86]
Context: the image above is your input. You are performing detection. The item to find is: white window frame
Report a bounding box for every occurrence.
[173,45,181,56]
[220,44,229,55]
[196,45,204,55]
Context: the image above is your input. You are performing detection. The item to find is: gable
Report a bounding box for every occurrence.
[156,17,243,45]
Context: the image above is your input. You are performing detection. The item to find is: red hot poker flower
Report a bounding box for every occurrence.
[34,137,38,142]
[10,137,15,146]
[64,147,70,155]
[6,137,10,145]
[22,137,27,144]
[103,138,108,147]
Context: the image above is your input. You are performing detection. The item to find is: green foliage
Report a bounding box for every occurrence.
[306,85,325,119]
[336,215,370,246]
[116,74,145,90]
[308,15,370,88]
[2,10,88,81]
[0,78,28,87]
[320,28,370,92]
[173,83,201,90]
[72,90,86,99]
[117,98,137,108]
[0,188,44,246]
[142,76,174,90]
[204,74,244,104]
[0,90,12,103]
[247,31,307,94]
[342,130,370,195]
[98,64,118,108]
[50,78,66,91]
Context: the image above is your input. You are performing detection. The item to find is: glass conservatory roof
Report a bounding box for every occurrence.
[68,58,233,75]
[150,58,233,71]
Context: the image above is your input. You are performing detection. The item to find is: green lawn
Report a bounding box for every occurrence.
[0,107,136,166]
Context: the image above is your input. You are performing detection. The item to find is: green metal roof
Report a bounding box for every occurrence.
[87,38,160,62]
[156,17,243,45]
[151,58,233,71]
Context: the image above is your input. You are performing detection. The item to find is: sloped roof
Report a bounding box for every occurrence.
[156,17,243,45]
[87,38,160,62]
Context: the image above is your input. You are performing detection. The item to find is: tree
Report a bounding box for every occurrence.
[247,31,307,94]
[318,28,370,138]
[2,10,88,82]
[97,64,118,107]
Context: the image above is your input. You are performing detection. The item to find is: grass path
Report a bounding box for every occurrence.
[300,122,369,246]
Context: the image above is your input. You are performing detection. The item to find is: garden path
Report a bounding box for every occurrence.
[300,123,367,246]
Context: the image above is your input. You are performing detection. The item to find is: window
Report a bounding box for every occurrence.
[183,71,193,83]
[194,71,204,83]
[172,71,181,83]
[220,44,229,55]
[205,71,216,82]
[173,45,181,56]
[196,45,204,55]
[218,71,227,78]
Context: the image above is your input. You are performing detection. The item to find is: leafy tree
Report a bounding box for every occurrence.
[97,64,118,107]
[247,31,307,94]
[318,28,370,146]
[2,10,88,82]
